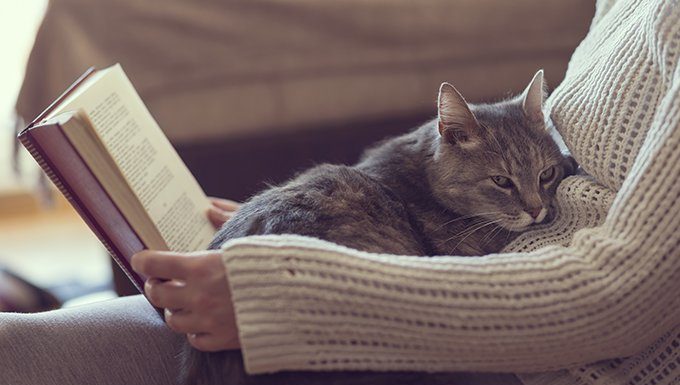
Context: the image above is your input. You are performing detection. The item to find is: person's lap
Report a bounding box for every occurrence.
[0,295,522,385]
[0,295,183,385]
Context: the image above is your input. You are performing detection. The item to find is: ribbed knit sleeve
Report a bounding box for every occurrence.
[221,123,679,372]
[221,0,680,378]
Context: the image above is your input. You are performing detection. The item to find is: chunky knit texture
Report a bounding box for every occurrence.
[220,0,680,383]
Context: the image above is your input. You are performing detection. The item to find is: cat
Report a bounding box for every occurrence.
[181,70,577,385]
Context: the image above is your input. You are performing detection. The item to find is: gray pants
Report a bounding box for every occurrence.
[0,295,522,385]
[0,295,183,385]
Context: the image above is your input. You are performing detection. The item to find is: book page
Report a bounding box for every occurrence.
[51,65,215,252]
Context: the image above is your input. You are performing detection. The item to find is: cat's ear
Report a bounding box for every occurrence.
[437,82,481,146]
[521,69,548,125]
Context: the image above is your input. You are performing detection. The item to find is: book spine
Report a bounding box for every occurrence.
[24,67,95,129]
[19,133,145,293]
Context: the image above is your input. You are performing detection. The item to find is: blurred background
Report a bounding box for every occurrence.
[0,0,594,311]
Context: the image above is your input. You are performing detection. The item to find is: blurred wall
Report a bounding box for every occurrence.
[16,0,595,144]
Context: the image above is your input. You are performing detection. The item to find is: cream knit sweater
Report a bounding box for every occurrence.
[220,0,680,384]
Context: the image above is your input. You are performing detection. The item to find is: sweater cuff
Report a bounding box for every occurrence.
[220,235,328,374]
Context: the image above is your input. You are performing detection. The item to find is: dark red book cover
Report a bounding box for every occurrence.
[18,116,147,293]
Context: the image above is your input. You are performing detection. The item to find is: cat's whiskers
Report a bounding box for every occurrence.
[448,218,503,254]
[436,218,492,246]
[461,218,502,236]
[482,225,504,246]
[481,224,498,244]
[503,225,514,246]
[439,218,501,248]
[449,220,492,240]
[451,218,497,239]
[434,211,503,231]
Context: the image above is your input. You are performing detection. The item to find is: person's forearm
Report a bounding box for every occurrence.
[221,72,680,375]
[222,232,678,374]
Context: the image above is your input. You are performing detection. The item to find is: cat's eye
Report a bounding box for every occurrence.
[540,166,556,182]
[491,175,513,188]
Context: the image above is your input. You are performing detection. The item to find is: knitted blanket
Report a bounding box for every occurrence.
[219,0,680,384]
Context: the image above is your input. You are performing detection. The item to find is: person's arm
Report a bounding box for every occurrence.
[219,73,680,375]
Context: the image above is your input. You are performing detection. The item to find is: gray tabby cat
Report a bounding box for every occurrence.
[182,70,577,385]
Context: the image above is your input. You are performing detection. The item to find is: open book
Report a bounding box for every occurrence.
[18,64,216,292]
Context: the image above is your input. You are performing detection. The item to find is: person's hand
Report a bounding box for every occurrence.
[131,250,240,351]
[207,197,240,230]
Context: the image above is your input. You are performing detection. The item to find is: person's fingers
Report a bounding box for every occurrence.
[209,197,240,212]
[187,331,240,352]
[207,206,232,229]
[144,278,190,309]
[207,198,239,229]
[165,308,212,334]
[131,250,194,280]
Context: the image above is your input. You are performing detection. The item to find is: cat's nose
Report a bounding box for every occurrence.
[526,207,542,220]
